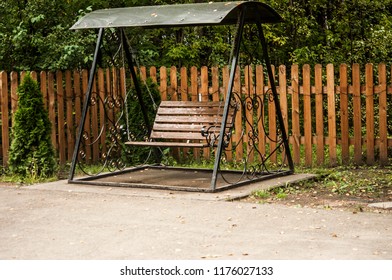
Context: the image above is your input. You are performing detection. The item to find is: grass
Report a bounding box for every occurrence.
[295,165,392,197]
[0,173,58,185]
[249,165,392,211]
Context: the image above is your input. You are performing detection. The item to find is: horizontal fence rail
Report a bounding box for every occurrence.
[0,64,391,169]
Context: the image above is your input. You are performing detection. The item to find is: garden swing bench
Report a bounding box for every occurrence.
[68,1,294,192]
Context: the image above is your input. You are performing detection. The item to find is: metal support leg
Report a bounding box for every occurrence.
[210,9,246,190]
[69,28,105,181]
[256,22,294,172]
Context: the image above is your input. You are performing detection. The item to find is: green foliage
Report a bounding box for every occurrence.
[2,0,392,70]
[268,0,392,66]
[252,189,271,199]
[8,73,56,179]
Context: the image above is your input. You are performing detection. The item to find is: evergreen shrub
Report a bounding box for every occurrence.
[8,73,56,178]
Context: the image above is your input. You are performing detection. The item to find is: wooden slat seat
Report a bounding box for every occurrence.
[125,101,236,148]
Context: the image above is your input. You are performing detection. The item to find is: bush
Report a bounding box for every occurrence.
[8,73,56,178]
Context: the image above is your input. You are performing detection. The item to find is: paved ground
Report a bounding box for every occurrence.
[0,174,391,260]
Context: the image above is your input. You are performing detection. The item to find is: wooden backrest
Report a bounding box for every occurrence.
[150,101,236,144]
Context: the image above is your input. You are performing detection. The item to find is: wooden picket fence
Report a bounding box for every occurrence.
[0,64,391,168]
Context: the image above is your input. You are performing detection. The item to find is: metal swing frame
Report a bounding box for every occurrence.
[68,1,294,192]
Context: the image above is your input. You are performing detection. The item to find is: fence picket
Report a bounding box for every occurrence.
[268,65,277,163]
[211,67,219,102]
[327,64,337,166]
[340,64,349,164]
[97,68,107,158]
[56,71,66,165]
[170,66,178,101]
[10,72,18,113]
[379,64,388,165]
[303,64,312,166]
[73,70,82,156]
[315,64,324,165]
[180,67,188,101]
[48,72,57,151]
[352,64,362,164]
[222,66,233,162]
[233,66,243,162]
[40,71,48,109]
[245,65,254,163]
[255,65,265,157]
[160,66,167,101]
[278,65,288,164]
[200,66,210,159]
[65,70,74,162]
[0,72,9,166]
[150,66,157,84]
[190,66,200,160]
[82,69,92,164]
[365,63,375,165]
[291,65,300,164]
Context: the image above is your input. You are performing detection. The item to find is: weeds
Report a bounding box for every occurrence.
[250,165,392,209]
[253,190,271,199]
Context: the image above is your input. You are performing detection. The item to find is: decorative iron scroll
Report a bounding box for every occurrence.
[218,86,288,184]
[202,95,241,148]
[242,87,287,176]
[76,87,129,176]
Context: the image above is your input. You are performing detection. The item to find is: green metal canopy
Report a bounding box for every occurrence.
[71,1,282,30]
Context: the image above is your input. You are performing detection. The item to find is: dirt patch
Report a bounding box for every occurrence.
[244,167,392,214]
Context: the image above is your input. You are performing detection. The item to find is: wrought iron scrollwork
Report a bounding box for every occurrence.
[76,89,129,176]
[202,94,240,149]
[241,87,288,179]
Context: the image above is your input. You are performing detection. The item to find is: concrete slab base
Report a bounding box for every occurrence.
[27,173,316,201]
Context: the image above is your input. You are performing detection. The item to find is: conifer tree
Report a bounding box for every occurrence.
[8,73,56,178]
